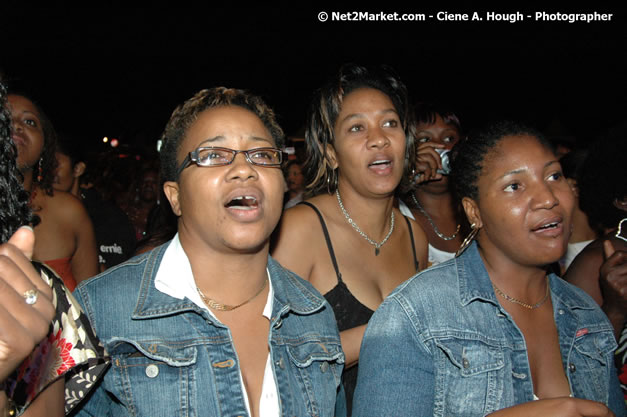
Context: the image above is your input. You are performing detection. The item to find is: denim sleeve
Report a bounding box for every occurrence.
[608,362,627,417]
[352,295,434,416]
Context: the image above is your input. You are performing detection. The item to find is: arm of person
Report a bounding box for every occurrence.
[0,227,57,414]
[487,397,615,417]
[599,240,627,340]
[66,197,99,283]
[564,245,604,305]
[352,296,435,416]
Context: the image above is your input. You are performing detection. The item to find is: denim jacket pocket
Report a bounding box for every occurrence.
[285,339,344,416]
[570,330,617,400]
[434,338,505,416]
[107,338,198,416]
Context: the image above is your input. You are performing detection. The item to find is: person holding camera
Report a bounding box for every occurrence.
[400,104,469,267]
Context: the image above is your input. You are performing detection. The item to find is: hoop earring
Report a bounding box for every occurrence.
[455,223,479,257]
[36,158,43,183]
[326,168,338,194]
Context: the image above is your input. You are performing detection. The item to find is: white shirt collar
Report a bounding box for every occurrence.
[154,233,279,416]
[155,233,274,319]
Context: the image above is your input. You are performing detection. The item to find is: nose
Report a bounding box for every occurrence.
[532,182,559,210]
[226,151,259,181]
[367,127,390,149]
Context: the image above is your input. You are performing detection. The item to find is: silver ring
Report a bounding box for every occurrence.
[23,289,39,305]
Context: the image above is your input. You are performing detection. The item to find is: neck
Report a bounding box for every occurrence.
[178,230,270,303]
[21,169,34,192]
[569,207,598,242]
[476,237,549,299]
[414,189,455,215]
[336,183,395,239]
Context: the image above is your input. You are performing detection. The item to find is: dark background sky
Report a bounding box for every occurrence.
[2,7,625,155]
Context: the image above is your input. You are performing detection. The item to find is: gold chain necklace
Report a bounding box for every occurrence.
[492,278,550,309]
[197,277,268,311]
[336,189,394,256]
[411,193,460,241]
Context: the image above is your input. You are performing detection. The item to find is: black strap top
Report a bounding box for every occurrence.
[300,201,419,331]
[301,201,419,416]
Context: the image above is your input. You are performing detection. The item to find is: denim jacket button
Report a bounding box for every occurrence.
[320,362,329,373]
[558,309,565,315]
[145,364,159,378]
[276,358,285,369]
[569,363,576,373]
[462,358,470,369]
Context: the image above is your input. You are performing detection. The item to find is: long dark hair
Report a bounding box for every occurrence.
[0,80,35,242]
[304,63,416,197]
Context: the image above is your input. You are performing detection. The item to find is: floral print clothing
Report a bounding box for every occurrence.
[4,262,108,415]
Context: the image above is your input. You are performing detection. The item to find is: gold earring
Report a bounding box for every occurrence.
[455,223,479,257]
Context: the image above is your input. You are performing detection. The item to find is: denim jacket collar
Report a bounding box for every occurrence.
[129,241,327,321]
[457,241,597,312]
[456,242,500,307]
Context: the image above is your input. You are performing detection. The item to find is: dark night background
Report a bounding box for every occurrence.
[2,7,626,156]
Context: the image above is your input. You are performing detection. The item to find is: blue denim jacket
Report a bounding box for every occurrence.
[354,242,625,417]
[72,242,344,416]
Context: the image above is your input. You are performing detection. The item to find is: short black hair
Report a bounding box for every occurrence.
[450,120,553,202]
[160,87,285,182]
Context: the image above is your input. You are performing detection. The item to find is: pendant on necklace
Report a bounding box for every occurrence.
[375,248,380,256]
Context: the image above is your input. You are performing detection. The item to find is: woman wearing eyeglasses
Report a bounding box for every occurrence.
[72,88,344,417]
[272,64,429,416]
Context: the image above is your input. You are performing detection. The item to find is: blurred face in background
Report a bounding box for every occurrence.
[8,94,44,171]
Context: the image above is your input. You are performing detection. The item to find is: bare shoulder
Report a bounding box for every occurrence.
[272,195,332,279]
[45,191,90,223]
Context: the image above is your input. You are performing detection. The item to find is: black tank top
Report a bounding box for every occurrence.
[300,201,419,416]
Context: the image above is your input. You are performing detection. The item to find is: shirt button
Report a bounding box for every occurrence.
[462,358,470,369]
[569,363,576,373]
[276,358,285,369]
[145,364,159,378]
[320,362,329,373]
[558,309,565,315]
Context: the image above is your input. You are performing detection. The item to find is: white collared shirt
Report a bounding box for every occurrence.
[155,234,280,417]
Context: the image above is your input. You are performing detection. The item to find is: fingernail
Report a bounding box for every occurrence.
[19,225,34,232]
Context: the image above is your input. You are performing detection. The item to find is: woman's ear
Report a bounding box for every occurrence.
[566,178,579,199]
[73,162,86,178]
[163,181,182,216]
[462,197,483,228]
[325,143,339,170]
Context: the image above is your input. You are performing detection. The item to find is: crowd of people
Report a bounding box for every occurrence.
[0,63,625,417]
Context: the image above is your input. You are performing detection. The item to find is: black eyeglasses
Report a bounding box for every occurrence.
[176,147,285,178]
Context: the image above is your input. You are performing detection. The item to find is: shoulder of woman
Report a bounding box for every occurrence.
[46,190,90,220]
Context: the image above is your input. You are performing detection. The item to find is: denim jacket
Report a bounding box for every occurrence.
[72,242,344,416]
[354,242,625,417]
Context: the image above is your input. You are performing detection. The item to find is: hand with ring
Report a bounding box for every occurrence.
[0,226,55,384]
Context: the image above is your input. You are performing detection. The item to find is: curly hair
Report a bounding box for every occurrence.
[0,80,35,243]
[160,87,285,182]
[450,120,553,202]
[578,135,627,232]
[7,92,57,196]
[304,63,416,197]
